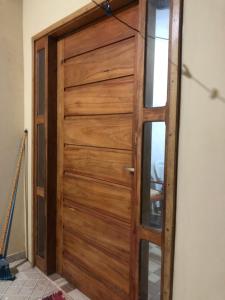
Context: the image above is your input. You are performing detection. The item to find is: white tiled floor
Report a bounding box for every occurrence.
[148,244,161,300]
[0,260,89,300]
[0,254,161,300]
[67,290,90,300]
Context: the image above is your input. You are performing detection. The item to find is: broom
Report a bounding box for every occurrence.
[0,130,27,280]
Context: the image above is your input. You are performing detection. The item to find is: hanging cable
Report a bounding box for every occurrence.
[90,0,225,103]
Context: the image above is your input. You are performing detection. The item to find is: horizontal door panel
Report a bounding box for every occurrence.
[64,114,133,150]
[64,37,135,87]
[64,77,134,116]
[64,145,132,186]
[63,257,129,300]
[63,174,131,221]
[64,5,138,59]
[64,231,130,294]
[63,205,130,261]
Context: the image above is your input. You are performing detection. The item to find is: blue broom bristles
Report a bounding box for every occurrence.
[0,181,18,281]
[0,255,15,281]
[0,132,26,282]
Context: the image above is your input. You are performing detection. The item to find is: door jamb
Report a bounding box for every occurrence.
[32,0,183,299]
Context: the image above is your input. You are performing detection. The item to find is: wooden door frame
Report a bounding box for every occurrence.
[131,1,183,300]
[32,0,183,299]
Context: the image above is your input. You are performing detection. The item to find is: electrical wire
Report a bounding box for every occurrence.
[90,0,225,103]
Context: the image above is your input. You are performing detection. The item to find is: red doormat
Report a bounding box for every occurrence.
[42,291,66,300]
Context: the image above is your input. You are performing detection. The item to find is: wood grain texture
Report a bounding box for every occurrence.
[139,226,161,247]
[33,36,57,275]
[64,5,138,59]
[36,115,44,124]
[63,231,130,295]
[33,1,136,40]
[64,76,134,116]
[64,145,132,186]
[143,107,166,122]
[55,3,140,299]
[46,36,57,275]
[64,114,133,150]
[32,0,182,299]
[33,37,47,273]
[163,0,183,299]
[63,173,131,222]
[56,39,65,274]
[63,205,131,261]
[63,257,129,300]
[130,1,146,299]
[64,37,135,87]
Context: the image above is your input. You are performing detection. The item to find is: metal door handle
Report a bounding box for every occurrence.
[125,167,135,173]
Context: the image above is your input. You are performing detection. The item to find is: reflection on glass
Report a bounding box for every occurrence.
[139,240,162,300]
[37,48,45,115]
[37,124,45,187]
[145,0,170,107]
[141,122,166,230]
[37,196,46,258]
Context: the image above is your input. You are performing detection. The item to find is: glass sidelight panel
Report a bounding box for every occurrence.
[139,240,162,300]
[37,124,45,187]
[37,48,45,115]
[37,196,46,258]
[141,122,166,230]
[145,0,170,107]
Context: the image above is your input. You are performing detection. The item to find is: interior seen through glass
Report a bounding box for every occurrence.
[37,48,45,115]
[141,122,166,230]
[37,123,45,188]
[145,0,170,107]
[140,240,162,300]
[37,196,46,258]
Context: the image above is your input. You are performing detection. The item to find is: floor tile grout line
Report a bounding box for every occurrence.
[27,275,40,300]
[1,260,88,300]
[34,267,72,300]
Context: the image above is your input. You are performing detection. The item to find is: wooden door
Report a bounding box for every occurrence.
[57,4,139,300]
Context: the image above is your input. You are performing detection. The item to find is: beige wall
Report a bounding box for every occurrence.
[0,0,24,255]
[173,0,225,299]
[23,0,225,299]
[23,0,90,263]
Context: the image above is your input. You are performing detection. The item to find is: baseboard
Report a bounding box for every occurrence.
[7,251,26,263]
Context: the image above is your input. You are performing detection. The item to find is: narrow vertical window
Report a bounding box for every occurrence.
[34,36,57,274]
[136,0,182,298]
[144,0,170,108]
[139,240,162,300]
[139,0,173,299]
[36,196,46,258]
[36,123,45,188]
[141,122,166,230]
[37,49,45,115]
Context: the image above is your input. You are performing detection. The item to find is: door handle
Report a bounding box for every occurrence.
[125,167,135,173]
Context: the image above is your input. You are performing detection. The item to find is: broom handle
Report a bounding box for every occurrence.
[3,182,19,258]
[0,131,27,254]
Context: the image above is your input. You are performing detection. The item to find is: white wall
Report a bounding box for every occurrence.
[22,0,225,299]
[173,0,225,299]
[0,0,24,255]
